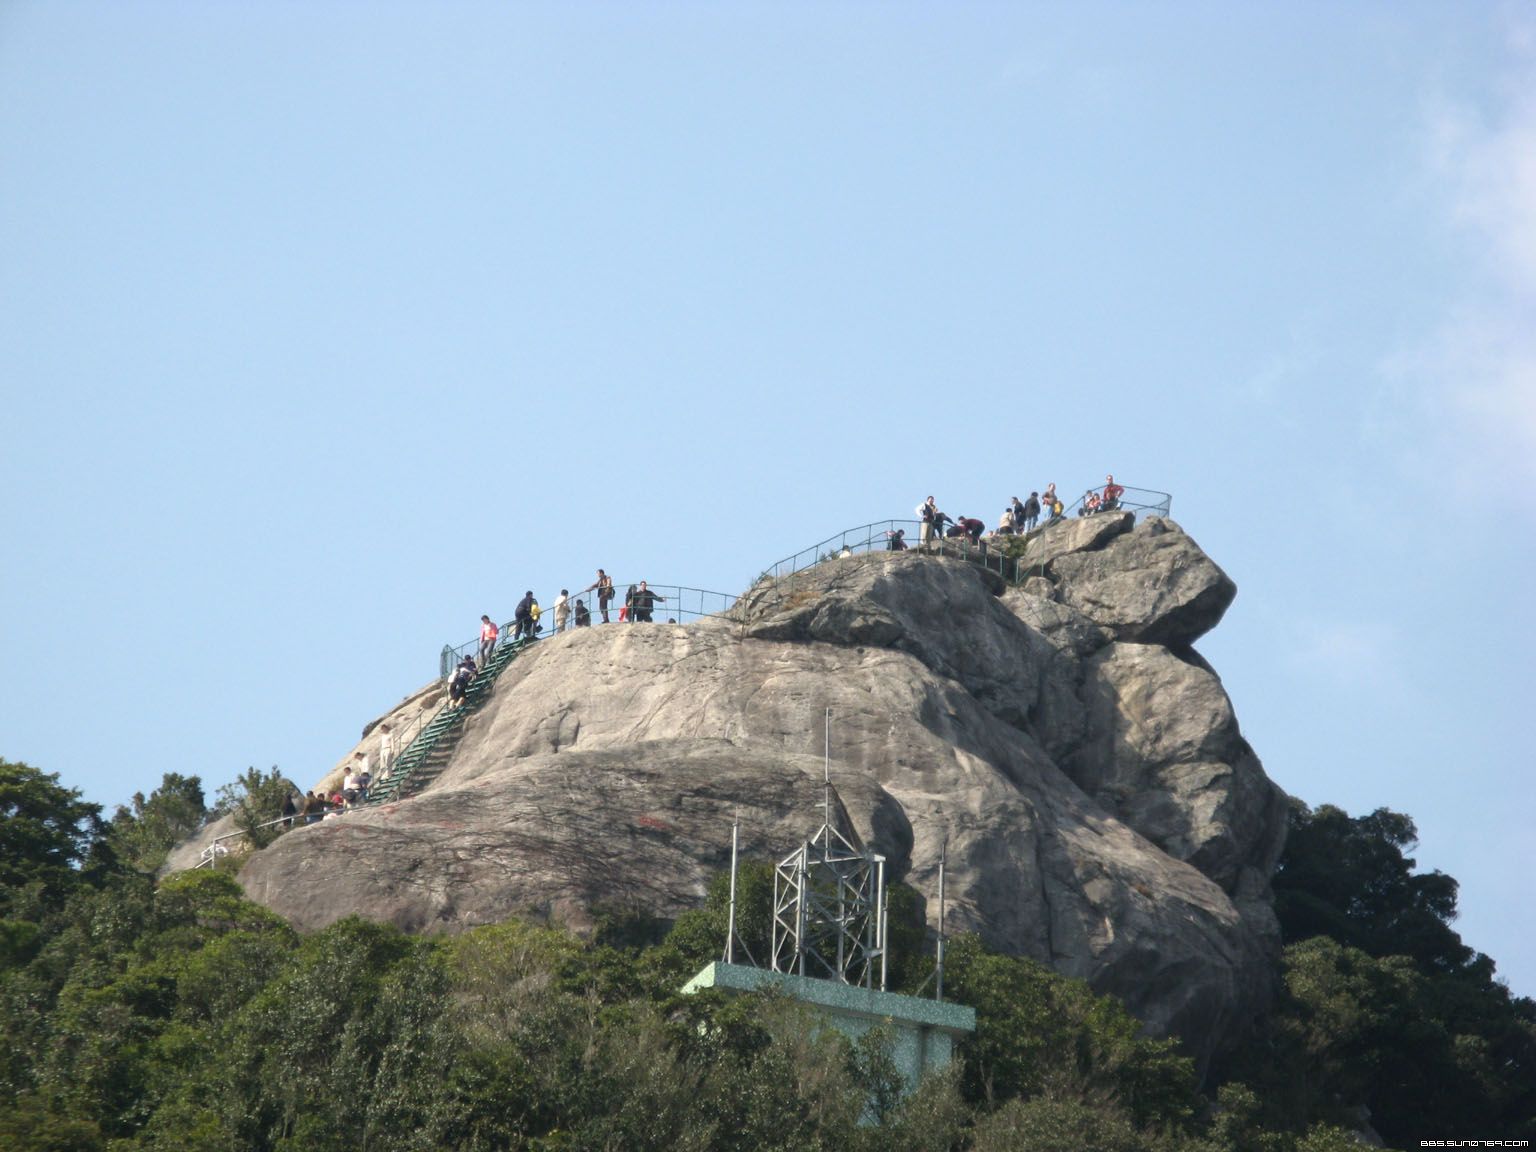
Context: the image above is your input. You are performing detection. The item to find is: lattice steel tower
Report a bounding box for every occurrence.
[770,713,889,990]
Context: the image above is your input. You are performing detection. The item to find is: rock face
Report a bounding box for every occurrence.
[1046,516,1237,645]
[234,515,1287,1071]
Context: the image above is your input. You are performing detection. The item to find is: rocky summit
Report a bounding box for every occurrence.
[232,514,1289,1070]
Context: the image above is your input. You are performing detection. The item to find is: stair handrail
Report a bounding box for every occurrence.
[371,629,548,805]
[193,810,302,867]
[372,704,432,773]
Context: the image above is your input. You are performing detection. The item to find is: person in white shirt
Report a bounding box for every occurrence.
[553,589,570,632]
[377,723,394,780]
[343,753,366,806]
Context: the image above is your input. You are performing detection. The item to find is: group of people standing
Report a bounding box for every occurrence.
[442,574,674,712]
[466,572,671,672]
[282,778,363,825]
[568,571,669,626]
[909,476,1126,549]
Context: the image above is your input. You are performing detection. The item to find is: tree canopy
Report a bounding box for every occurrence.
[1274,803,1472,974]
[1247,801,1536,1144]
[0,759,103,920]
[4,760,1533,1150]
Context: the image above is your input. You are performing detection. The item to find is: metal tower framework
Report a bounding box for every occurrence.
[771,726,889,989]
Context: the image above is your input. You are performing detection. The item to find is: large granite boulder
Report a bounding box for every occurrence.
[228,517,1287,1072]
[732,552,1061,730]
[1063,642,1287,893]
[1015,510,1135,573]
[1047,518,1236,646]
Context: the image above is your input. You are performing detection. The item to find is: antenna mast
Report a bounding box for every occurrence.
[725,811,739,964]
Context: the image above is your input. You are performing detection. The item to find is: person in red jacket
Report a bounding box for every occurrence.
[955,516,986,542]
[1102,474,1125,511]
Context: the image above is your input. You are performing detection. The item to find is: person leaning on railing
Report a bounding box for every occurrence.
[580,569,615,623]
[631,580,666,622]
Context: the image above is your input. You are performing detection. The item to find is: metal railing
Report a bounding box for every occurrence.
[439,583,738,679]
[373,705,431,771]
[194,810,297,867]
[355,483,1171,801]
[432,486,1168,678]
[747,483,1173,595]
[746,519,1038,588]
[1052,484,1171,522]
[193,794,389,866]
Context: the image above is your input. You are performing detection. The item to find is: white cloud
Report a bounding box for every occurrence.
[1389,13,1536,493]
[1385,309,1536,487]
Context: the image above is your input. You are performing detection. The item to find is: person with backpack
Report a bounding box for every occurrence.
[514,591,536,640]
[1041,483,1064,522]
[581,569,615,623]
[448,656,477,708]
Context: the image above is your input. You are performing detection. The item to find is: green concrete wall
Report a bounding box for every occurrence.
[682,961,975,1095]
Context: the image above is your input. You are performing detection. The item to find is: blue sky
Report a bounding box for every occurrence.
[3,2,1532,998]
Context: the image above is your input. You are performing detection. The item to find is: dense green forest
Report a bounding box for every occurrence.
[2,757,1532,1150]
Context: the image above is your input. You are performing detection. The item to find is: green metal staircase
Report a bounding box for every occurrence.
[364,635,537,806]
